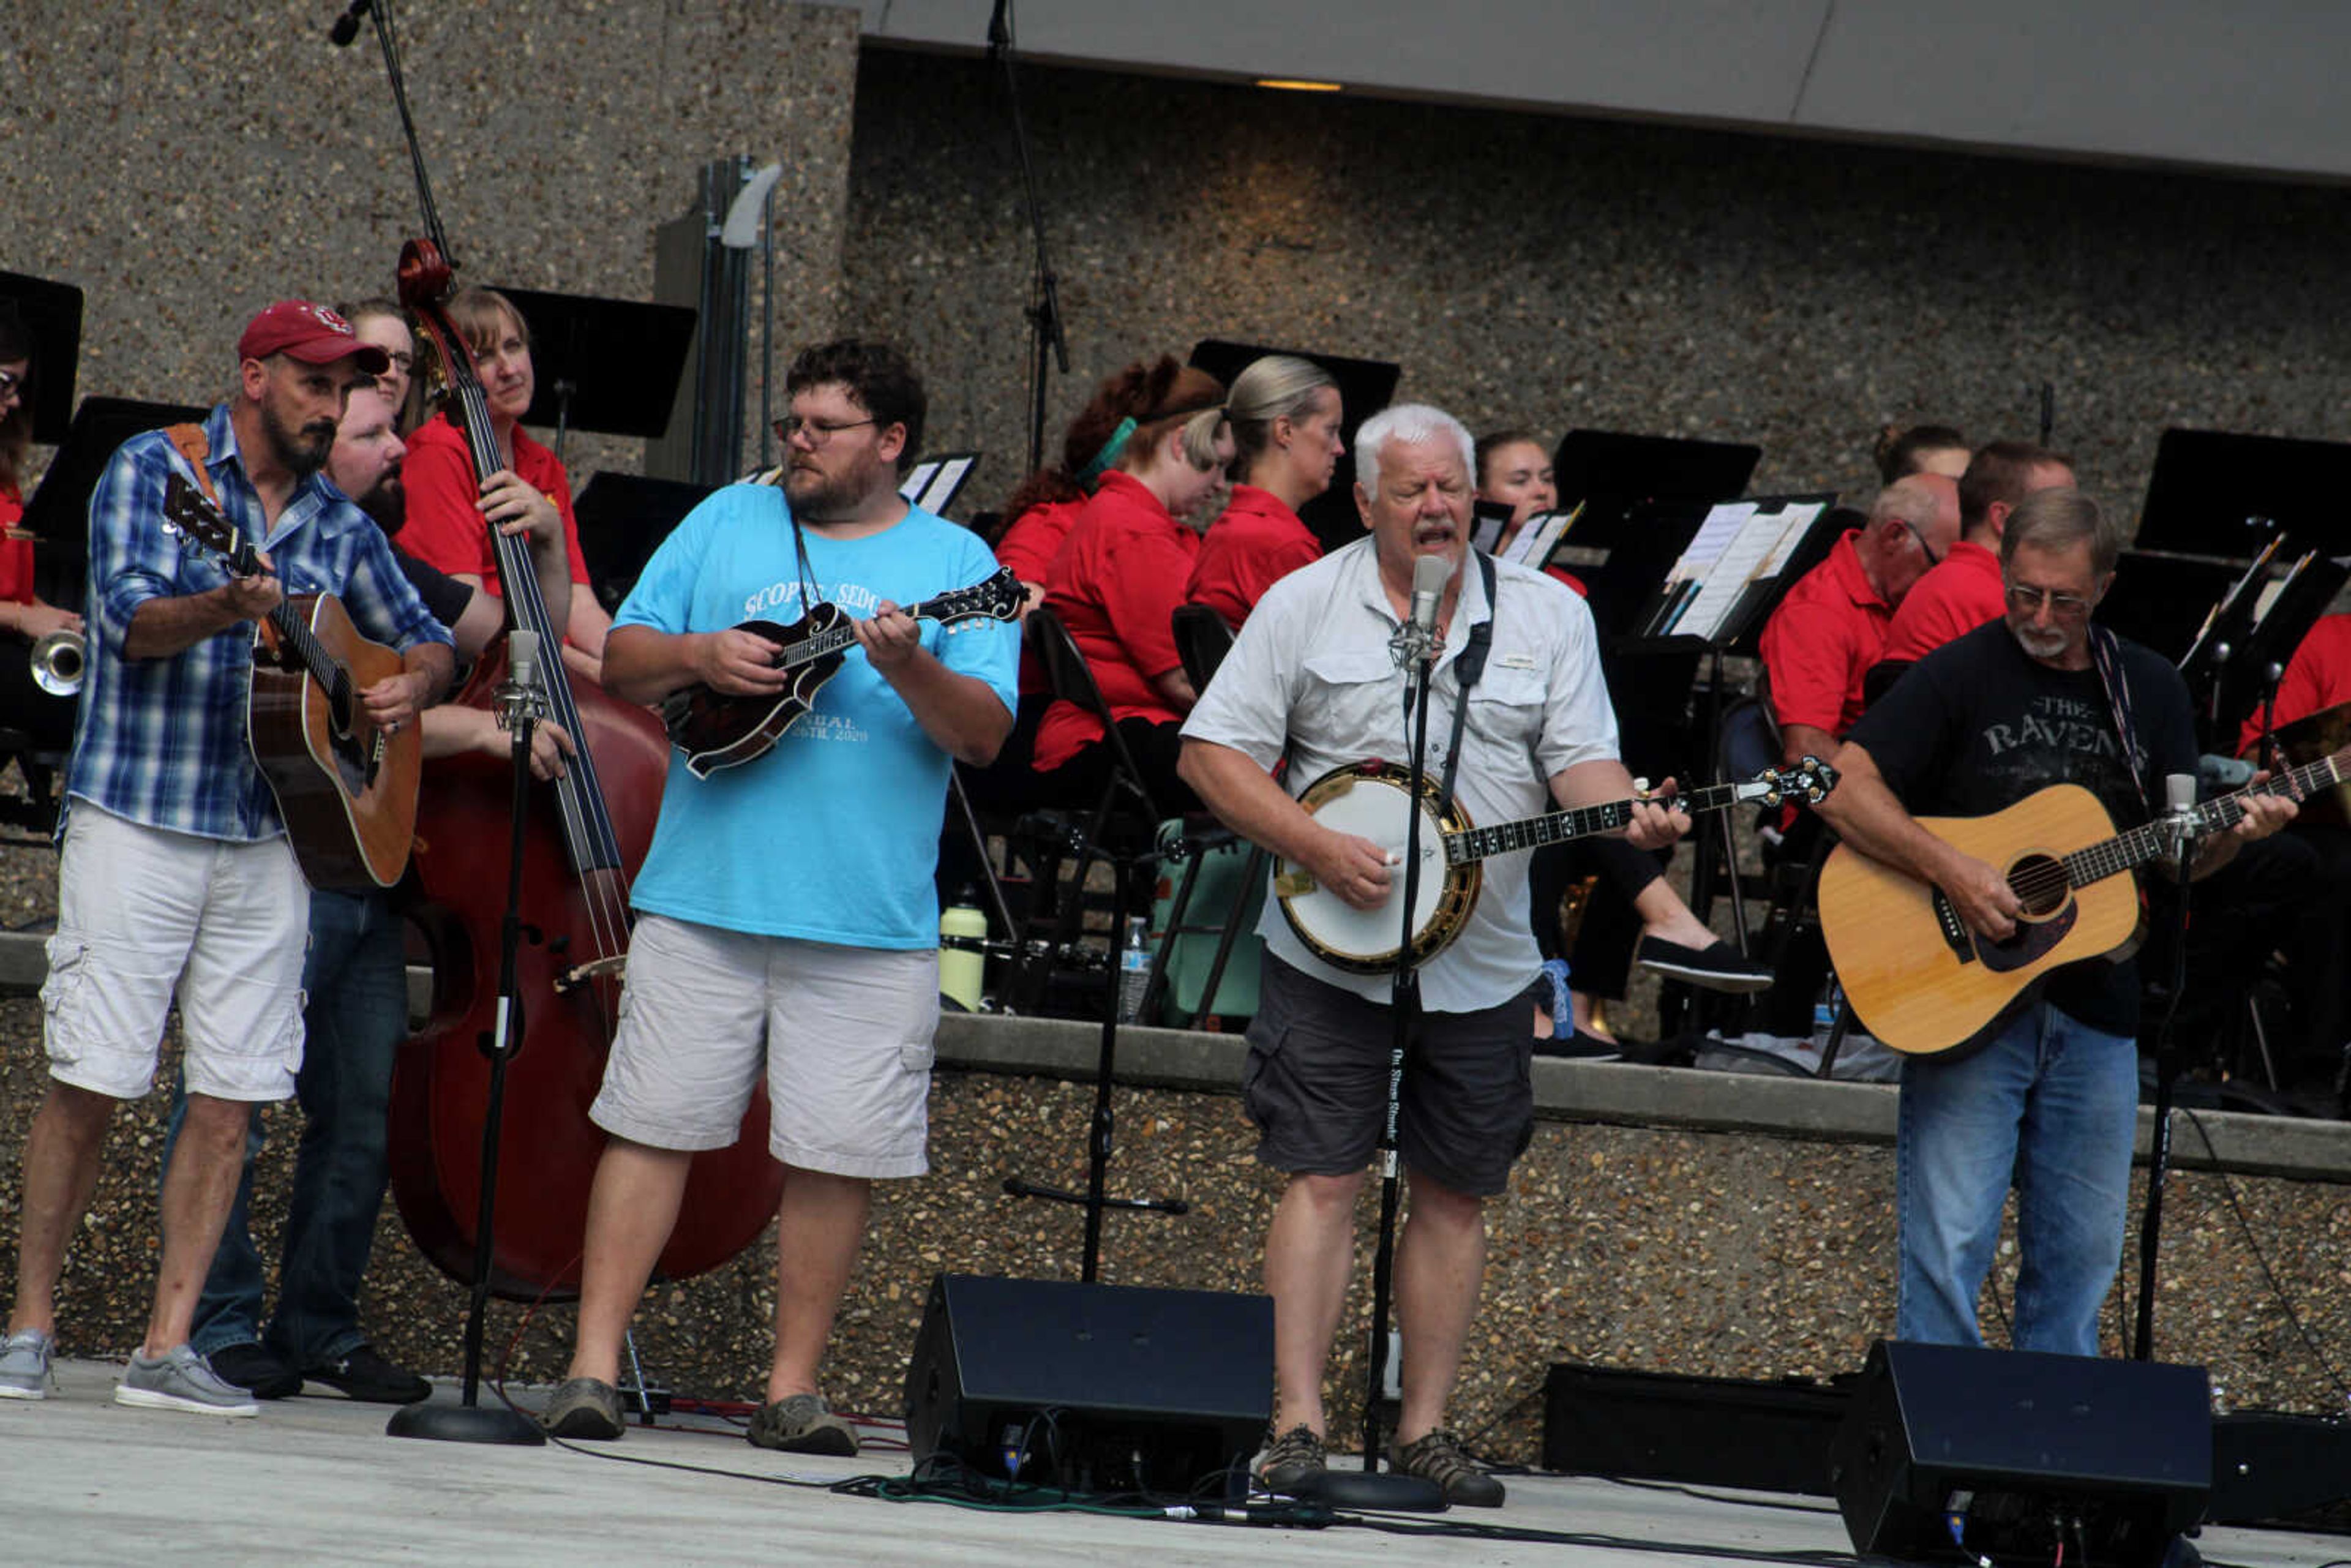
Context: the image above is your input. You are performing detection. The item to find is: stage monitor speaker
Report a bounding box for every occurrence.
[2208,1411,2351,1525]
[1542,1362,1849,1495]
[903,1274,1273,1496]
[1830,1340,2210,1568]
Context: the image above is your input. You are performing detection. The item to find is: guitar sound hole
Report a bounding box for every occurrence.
[2008,853,2068,918]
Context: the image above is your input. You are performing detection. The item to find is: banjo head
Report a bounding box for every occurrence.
[1278,763,1480,974]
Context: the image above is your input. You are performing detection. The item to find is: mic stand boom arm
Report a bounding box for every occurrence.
[988,0,1070,475]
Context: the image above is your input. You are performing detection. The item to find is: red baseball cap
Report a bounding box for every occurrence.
[237,300,391,375]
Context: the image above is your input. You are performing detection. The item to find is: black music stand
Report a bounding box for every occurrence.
[2095,552,2255,667]
[571,472,713,613]
[0,273,84,448]
[1188,340,1400,554]
[499,287,697,468]
[1550,430,1761,639]
[20,397,211,607]
[1636,495,1845,1034]
[2135,428,2351,560]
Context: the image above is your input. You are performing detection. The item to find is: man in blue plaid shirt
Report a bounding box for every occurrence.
[0,301,454,1416]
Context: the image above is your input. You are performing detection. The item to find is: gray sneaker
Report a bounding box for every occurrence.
[0,1328,54,1400]
[113,1345,260,1417]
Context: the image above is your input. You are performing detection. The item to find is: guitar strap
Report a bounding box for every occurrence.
[1432,550,1498,814]
[163,424,223,506]
[2087,622,2154,817]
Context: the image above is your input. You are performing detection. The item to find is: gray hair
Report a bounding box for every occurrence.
[1228,354,1338,470]
[1869,476,1940,529]
[2000,487,2121,577]
[1355,403,1475,496]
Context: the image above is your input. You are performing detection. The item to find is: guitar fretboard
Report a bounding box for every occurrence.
[2057,749,2350,887]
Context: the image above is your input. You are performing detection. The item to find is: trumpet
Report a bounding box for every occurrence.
[30,629,84,697]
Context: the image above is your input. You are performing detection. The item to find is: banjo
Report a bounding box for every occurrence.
[1275,756,1838,973]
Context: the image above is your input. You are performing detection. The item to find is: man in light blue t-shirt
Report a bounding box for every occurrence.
[541,340,1017,1454]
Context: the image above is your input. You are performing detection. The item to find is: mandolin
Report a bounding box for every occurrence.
[659,566,1024,778]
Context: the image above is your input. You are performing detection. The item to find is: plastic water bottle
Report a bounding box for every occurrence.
[1812,977,1844,1045]
[939,892,988,1012]
[1117,915,1153,1024]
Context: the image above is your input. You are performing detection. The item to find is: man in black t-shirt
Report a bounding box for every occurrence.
[1815,489,2295,1357]
[165,386,576,1403]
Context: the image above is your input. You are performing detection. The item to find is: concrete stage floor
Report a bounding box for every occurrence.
[6,1360,2345,1568]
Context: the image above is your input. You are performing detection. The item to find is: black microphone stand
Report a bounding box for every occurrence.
[988,0,1070,474]
[389,643,548,1446]
[2131,788,2198,1363]
[1300,621,1444,1512]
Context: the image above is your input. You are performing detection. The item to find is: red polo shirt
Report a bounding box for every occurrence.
[397,413,591,596]
[2240,613,2351,756]
[1185,484,1321,630]
[1759,530,1892,738]
[0,482,28,605]
[994,498,1082,697]
[994,498,1081,586]
[1033,470,1199,771]
[1881,538,2003,664]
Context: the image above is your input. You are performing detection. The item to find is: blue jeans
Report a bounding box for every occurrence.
[164,888,409,1362]
[1894,1000,2139,1357]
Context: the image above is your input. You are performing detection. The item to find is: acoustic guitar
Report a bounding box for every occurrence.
[659,566,1024,778]
[159,471,424,889]
[1818,750,2348,1057]
[1277,757,1837,973]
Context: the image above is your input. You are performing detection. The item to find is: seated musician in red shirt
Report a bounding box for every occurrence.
[1878,441,2071,671]
[1760,475,1959,770]
[1032,357,1232,812]
[395,287,613,686]
[959,406,1127,817]
[1473,430,1585,596]
[1185,355,1337,629]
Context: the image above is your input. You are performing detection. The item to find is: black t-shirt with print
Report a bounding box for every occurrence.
[1847,618,2197,1038]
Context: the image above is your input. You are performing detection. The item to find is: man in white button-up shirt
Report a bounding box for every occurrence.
[1180,403,1683,1506]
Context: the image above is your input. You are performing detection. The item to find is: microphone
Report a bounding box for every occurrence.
[1390,553,1451,668]
[496,629,545,735]
[2208,640,2230,727]
[2162,770,2200,867]
[328,0,371,46]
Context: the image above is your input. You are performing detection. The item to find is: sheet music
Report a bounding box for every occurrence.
[896,462,939,503]
[1665,502,1754,583]
[1761,501,1824,576]
[1502,508,1573,568]
[919,455,975,513]
[1673,508,1791,641]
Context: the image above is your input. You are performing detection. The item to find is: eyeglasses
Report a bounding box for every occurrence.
[1899,519,1942,566]
[2005,582,2094,618]
[775,415,877,446]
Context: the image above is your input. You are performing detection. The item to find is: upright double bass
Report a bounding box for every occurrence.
[384,240,786,1295]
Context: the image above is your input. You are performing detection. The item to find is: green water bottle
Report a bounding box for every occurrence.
[940,891,988,1011]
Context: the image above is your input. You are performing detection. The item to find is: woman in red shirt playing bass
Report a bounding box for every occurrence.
[1184,355,1338,630]
[1033,357,1231,813]
[397,287,607,686]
